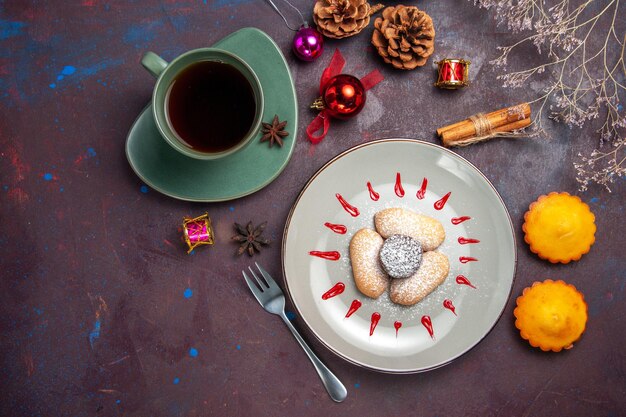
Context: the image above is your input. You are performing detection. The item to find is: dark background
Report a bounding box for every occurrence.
[1,1,624,416]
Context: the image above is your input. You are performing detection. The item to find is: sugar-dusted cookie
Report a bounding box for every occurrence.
[389,251,450,306]
[375,207,445,251]
[379,234,422,279]
[349,228,389,298]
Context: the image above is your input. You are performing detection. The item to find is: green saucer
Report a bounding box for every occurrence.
[126,28,298,202]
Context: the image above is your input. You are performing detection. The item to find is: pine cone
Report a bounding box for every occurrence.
[371,5,435,70]
[313,0,383,39]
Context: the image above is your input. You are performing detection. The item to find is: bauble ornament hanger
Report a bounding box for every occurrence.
[265,0,324,62]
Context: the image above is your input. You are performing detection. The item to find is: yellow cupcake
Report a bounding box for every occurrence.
[514,280,587,352]
[523,192,596,263]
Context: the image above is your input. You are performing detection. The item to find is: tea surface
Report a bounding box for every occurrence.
[166,61,256,153]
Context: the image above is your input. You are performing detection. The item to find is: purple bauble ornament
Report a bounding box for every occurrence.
[292,25,324,62]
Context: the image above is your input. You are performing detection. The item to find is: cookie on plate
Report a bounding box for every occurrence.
[389,251,450,306]
[375,207,445,251]
[349,228,389,298]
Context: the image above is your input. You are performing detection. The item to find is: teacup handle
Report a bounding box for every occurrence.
[141,52,168,78]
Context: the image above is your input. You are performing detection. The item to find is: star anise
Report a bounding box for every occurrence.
[231,221,271,256]
[260,115,288,148]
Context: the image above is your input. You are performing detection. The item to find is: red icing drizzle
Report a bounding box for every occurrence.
[451,216,471,225]
[459,256,478,264]
[434,192,451,210]
[458,237,480,244]
[345,299,362,318]
[324,222,347,234]
[366,182,380,201]
[322,282,345,300]
[421,315,435,339]
[443,299,457,315]
[309,251,341,261]
[394,173,405,197]
[394,321,402,337]
[416,177,428,200]
[369,312,381,336]
[336,193,360,217]
[456,275,477,288]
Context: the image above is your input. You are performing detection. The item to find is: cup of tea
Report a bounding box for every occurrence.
[141,49,264,160]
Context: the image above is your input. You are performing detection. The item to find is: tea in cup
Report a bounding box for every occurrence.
[141,49,264,160]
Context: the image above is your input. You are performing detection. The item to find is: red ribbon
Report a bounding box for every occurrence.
[306,49,384,144]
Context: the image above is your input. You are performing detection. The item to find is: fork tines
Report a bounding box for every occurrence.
[245,264,269,290]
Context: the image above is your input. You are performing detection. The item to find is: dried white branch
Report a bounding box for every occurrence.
[472,0,626,191]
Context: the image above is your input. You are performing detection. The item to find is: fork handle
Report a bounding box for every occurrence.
[280,312,348,402]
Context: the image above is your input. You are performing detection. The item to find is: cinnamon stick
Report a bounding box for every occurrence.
[444,117,531,147]
[437,103,531,146]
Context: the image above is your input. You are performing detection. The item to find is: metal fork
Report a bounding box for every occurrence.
[243,262,347,402]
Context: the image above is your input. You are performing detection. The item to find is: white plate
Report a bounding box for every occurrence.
[282,139,516,373]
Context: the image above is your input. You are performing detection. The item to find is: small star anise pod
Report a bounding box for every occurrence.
[231,221,271,256]
[260,115,288,148]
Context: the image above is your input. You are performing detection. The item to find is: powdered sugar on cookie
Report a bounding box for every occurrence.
[349,228,389,298]
[349,207,450,306]
[375,208,445,251]
[390,251,450,306]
